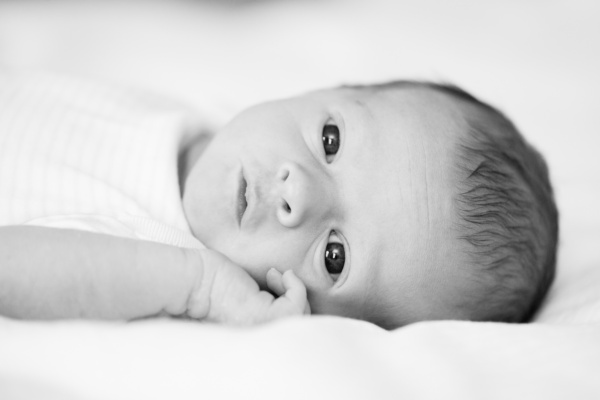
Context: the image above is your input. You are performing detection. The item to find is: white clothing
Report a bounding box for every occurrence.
[0,71,206,249]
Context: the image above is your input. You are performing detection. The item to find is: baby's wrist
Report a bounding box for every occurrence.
[183,249,216,320]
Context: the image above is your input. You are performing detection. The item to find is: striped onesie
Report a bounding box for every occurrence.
[0,71,205,250]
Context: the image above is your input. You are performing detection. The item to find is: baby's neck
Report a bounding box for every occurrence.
[178,133,212,197]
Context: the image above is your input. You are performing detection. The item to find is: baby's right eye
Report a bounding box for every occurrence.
[324,235,345,279]
[322,124,340,163]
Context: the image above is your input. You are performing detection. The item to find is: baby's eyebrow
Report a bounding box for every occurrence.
[352,99,369,116]
[353,99,367,108]
[351,98,375,125]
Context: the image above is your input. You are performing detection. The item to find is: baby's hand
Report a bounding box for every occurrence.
[187,249,310,325]
[265,268,311,316]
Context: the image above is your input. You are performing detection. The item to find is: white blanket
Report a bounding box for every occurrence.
[0,0,599,399]
[2,316,600,400]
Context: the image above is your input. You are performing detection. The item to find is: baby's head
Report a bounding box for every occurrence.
[183,81,558,329]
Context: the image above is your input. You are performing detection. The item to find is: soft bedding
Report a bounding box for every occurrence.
[1,0,600,399]
[2,318,600,400]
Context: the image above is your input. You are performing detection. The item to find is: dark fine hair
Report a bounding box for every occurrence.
[451,86,558,323]
[345,80,559,323]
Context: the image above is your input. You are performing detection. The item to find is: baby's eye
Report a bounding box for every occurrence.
[322,124,340,162]
[324,236,345,278]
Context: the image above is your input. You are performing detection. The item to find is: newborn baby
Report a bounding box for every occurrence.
[0,74,558,329]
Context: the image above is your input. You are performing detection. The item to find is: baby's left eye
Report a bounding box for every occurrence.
[322,124,340,162]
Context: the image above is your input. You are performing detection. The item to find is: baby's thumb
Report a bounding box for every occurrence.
[281,270,310,314]
[266,268,286,296]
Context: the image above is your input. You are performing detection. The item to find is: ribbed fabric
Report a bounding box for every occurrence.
[0,71,205,250]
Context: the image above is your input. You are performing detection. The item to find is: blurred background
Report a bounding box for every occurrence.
[1,0,598,130]
[1,0,599,292]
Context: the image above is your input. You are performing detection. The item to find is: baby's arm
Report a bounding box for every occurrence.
[0,226,308,323]
[0,226,198,319]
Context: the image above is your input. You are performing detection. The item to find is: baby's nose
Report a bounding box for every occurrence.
[275,162,329,228]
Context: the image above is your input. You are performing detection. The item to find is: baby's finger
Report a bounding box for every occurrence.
[281,270,308,310]
[266,268,286,296]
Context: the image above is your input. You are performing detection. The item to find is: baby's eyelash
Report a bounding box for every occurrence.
[329,230,341,243]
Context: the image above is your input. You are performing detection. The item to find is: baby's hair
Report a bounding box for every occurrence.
[344,80,559,323]
[448,88,558,323]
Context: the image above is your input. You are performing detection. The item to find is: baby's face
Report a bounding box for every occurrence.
[184,85,475,327]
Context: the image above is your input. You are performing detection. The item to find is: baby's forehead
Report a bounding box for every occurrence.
[327,85,472,328]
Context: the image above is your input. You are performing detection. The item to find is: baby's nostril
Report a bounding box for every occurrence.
[283,201,291,213]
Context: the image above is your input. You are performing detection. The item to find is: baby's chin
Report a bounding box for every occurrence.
[181,215,271,290]
[216,246,271,289]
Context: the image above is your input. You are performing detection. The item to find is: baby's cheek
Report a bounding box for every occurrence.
[307,291,360,318]
[223,238,297,287]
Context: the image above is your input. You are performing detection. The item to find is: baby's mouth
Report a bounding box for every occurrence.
[237,169,248,226]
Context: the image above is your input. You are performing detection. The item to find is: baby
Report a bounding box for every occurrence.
[0,74,558,329]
